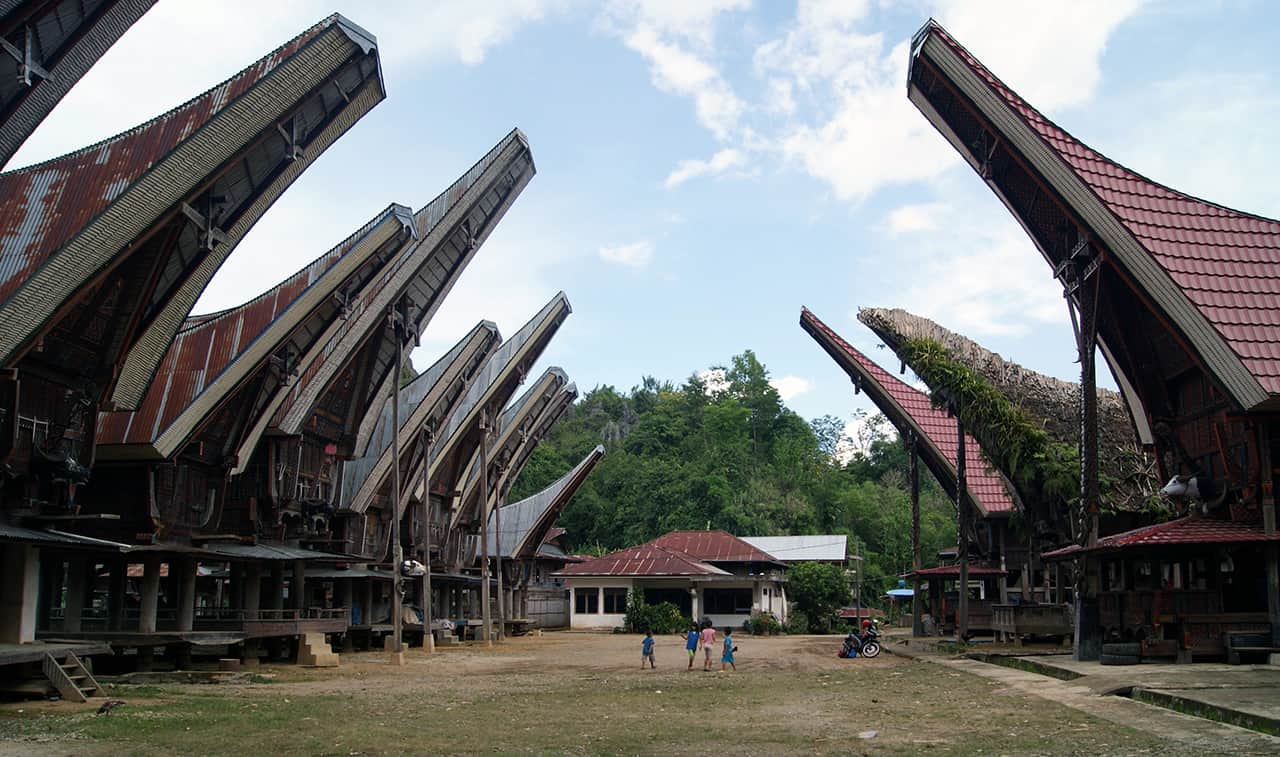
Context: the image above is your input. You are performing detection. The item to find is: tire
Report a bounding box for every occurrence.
[1102,642,1141,657]
[1099,653,1139,666]
[861,642,881,658]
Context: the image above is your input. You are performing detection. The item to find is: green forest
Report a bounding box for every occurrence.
[508,350,958,607]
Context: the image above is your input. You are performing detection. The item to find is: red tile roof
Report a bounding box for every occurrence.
[800,308,1015,516]
[921,21,1280,396]
[554,543,730,577]
[651,530,781,562]
[1042,516,1280,559]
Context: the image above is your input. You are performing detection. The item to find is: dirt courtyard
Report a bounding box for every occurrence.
[0,632,1245,755]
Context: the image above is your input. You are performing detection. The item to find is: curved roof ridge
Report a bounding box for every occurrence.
[800,306,1015,517]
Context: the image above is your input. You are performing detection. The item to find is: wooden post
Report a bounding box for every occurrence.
[910,434,923,637]
[1259,421,1279,646]
[495,467,506,642]
[388,301,406,661]
[177,557,197,632]
[420,426,435,653]
[1073,256,1102,660]
[479,411,493,647]
[108,558,127,631]
[244,563,262,620]
[956,413,969,641]
[139,557,161,634]
[269,563,284,611]
[63,556,87,633]
[292,560,306,612]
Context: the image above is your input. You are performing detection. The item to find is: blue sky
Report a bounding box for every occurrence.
[13,1,1280,444]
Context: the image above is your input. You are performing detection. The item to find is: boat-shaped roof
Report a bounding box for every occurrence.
[486,444,605,559]
[800,307,1016,517]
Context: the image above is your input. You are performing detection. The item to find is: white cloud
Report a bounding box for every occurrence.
[9,1,568,168]
[886,202,947,234]
[622,25,745,140]
[930,0,1147,113]
[664,148,748,188]
[602,0,750,47]
[770,375,811,401]
[598,240,654,268]
[698,368,729,394]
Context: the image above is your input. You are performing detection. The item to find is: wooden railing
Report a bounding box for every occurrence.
[992,604,1073,636]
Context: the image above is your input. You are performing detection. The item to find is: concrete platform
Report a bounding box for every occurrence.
[1014,654,1280,736]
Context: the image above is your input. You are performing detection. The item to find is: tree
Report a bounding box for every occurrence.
[786,561,850,633]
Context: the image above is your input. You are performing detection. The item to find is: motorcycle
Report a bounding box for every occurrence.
[838,625,881,659]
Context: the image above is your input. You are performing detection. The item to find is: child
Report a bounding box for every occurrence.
[682,622,700,670]
[641,630,656,669]
[700,623,716,671]
[721,627,736,672]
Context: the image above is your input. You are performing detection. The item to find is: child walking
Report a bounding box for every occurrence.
[720,627,736,672]
[641,630,656,669]
[682,622,699,670]
[700,623,716,671]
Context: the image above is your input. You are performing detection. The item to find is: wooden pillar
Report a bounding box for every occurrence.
[291,560,306,612]
[420,427,435,653]
[909,434,923,637]
[1073,254,1102,661]
[269,563,284,611]
[478,411,493,647]
[108,559,127,631]
[956,413,970,641]
[229,563,244,612]
[243,564,262,619]
[0,544,40,643]
[139,557,162,634]
[997,528,1009,604]
[63,556,88,633]
[177,558,197,632]
[36,556,60,632]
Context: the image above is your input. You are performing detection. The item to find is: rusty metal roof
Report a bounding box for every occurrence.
[0,14,385,410]
[800,307,1016,517]
[486,445,606,559]
[0,0,157,169]
[96,204,414,456]
[555,543,731,578]
[909,20,1280,411]
[259,129,535,457]
[652,530,782,563]
[1043,515,1280,559]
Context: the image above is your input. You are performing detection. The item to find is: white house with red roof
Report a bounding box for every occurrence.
[555,530,789,630]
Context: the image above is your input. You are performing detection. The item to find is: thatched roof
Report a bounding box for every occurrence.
[857,308,1159,514]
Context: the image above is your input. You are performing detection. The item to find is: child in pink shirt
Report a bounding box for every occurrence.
[699,625,716,671]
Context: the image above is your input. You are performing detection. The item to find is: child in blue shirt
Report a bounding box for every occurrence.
[720,627,736,672]
[682,622,700,670]
[641,630,656,669]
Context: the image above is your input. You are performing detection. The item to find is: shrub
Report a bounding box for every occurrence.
[785,612,810,635]
[624,589,690,634]
[744,612,781,636]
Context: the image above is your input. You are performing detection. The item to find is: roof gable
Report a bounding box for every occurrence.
[800,307,1015,516]
[910,20,1280,407]
[651,530,781,562]
[556,543,729,577]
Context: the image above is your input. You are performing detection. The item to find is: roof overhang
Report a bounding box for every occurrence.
[494,382,578,504]
[230,129,535,471]
[0,0,157,168]
[800,307,1011,518]
[337,320,501,513]
[95,204,415,460]
[907,20,1269,414]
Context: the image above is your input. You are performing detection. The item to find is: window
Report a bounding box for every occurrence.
[704,588,752,614]
[603,588,628,614]
[574,588,598,614]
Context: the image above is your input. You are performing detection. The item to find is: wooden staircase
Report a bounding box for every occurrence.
[42,652,101,702]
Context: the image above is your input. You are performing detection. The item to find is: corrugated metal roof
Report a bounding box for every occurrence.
[556,543,731,577]
[200,542,352,562]
[908,565,1007,578]
[912,21,1280,403]
[800,307,1016,516]
[741,535,847,562]
[1043,516,1280,559]
[0,523,129,550]
[486,444,605,558]
[96,204,414,451]
[652,530,782,563]
[0,14,385,417]
[0,0,157,169]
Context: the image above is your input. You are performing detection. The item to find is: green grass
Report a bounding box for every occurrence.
[0,655,1189,755]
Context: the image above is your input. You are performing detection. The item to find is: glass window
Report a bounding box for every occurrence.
[603,588,628,614]
[704,588,752,614]
[574,588,598,614]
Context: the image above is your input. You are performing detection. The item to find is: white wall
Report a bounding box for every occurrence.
[566,578,631,630]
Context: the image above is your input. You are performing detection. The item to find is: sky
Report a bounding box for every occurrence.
[11,0,1280,445]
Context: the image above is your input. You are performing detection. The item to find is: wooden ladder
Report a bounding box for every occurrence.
[42,652,101,702]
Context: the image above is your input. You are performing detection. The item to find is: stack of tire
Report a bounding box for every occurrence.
[1100,641,1141,665]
